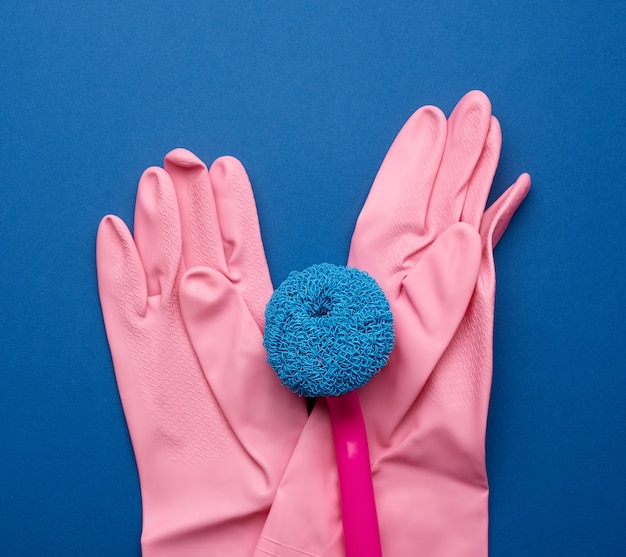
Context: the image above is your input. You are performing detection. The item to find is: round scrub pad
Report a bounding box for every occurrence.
[264,263,394,398]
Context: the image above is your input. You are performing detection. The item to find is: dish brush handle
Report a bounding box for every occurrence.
[326,391,382,557]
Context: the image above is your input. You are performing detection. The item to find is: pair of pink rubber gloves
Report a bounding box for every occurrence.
[97,91,530,556]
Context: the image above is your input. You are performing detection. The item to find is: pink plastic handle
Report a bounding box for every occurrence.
[326,391,382,557]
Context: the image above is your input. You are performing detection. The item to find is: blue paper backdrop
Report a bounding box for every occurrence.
[1,1,624,555]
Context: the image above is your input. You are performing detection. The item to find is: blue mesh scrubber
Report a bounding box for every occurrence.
[264,263,395,397]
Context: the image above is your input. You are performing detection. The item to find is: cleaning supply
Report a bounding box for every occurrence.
[254,91,530,557]
[264,263,394,557]
[97,149,308,556]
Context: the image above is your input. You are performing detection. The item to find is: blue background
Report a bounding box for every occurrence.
[1,1,625,555]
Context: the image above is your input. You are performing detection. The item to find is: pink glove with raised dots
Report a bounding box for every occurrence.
[255,91,530,557]
[97,150,307,556]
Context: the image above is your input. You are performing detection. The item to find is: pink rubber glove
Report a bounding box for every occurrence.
[255,91,530,557]
[97,150,307,556]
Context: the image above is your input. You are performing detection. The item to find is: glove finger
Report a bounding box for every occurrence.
[420,175,530,437]
[133,166,183,299]
[209,156,273,330]
[179,266,307,465]
[164,148,228,274]
[460,116,502,228]
[349,105,447,282]
[426,91,492,233]
[361,223,482,440]
[480,173,531,248]
[96,216,152,437]
[96,214,147,321]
